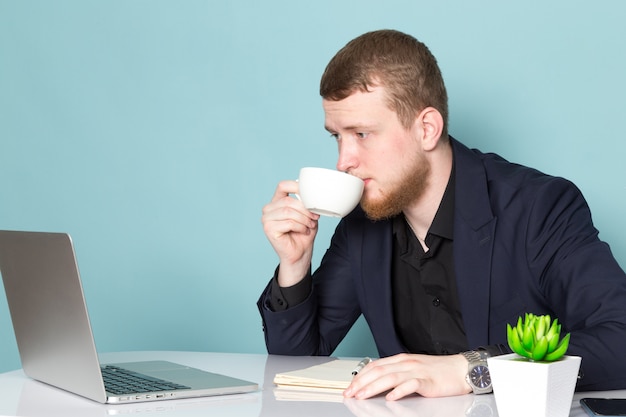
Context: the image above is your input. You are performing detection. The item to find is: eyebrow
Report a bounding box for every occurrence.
[324,122,375,133]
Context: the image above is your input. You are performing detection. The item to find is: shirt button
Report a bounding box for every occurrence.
[432,297,440,307]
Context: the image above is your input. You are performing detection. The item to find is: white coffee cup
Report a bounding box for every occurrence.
[297,167,364,218]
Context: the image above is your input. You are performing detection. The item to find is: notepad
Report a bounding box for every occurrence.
[273,386,346,402]
[273,359,360,391]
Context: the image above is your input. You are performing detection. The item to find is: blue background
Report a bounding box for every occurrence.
[1,1,624,373]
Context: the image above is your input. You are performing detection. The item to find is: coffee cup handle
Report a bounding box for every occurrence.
[293,179,302,201]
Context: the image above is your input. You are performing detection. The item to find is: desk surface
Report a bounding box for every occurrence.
[0,351,623,417]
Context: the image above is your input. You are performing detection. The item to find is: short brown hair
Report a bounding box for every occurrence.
[320,29,449,137]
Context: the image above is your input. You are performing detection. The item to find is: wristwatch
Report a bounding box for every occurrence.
[461,350,492,394]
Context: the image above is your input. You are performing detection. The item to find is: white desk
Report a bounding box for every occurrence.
[0,351,623,417]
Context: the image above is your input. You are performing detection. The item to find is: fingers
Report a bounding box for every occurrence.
[343,353,470,400]
[262,201,317,235]
[263,182,318,235]
[271,179,299,202]
[344,356,417,400]
[385,378,427,401]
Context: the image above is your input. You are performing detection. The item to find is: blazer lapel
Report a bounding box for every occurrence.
[452,139,497,349]
[352,216,406,356]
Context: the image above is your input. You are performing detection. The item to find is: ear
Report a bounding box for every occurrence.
[415,107,444,151]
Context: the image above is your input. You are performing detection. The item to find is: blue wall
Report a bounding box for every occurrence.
[1,1,624,372]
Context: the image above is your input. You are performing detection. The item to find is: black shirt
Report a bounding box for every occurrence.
[391,169,469,354]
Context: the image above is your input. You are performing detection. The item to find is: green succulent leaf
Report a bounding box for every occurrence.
[544,333,571,362]
[516,317,524,339]
[507,323,528,357]
[532,337,548,361]
[547,319,559,339]
[522,324,535,351]
[535,316,547,340]
[547,333,560,352]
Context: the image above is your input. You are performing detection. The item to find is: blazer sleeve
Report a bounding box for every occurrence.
[257,215,363,356]
[523,176,626,391]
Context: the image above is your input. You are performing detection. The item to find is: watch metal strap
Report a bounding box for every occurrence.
[461,350,482,363]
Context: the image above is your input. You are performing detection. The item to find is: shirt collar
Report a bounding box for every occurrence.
[430,163,455,240]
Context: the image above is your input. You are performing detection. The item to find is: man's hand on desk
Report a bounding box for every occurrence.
[343,353,471,400]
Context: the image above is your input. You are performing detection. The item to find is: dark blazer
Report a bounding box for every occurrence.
[258,138,626,391]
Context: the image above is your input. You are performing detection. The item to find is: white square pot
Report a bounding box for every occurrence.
[487,353,581,417]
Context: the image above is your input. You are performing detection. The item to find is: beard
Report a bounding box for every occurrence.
[361,153,431,221]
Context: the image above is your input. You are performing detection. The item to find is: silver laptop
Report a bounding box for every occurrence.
[0,230,258,404]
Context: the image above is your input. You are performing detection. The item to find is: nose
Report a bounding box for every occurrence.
[336,139,358,173]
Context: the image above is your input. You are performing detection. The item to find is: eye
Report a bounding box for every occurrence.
[356,132,369,139]
[330,133,340,141]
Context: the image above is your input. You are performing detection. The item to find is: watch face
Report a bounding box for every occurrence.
[469,365,491,389]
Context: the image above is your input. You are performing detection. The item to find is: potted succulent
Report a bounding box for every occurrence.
[488,313,581,417]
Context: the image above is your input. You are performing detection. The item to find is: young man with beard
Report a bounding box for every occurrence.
[258,30,626,399]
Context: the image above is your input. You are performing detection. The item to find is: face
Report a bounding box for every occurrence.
[323,86,431,220]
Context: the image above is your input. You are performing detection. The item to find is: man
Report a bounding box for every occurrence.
[258,29,626,400]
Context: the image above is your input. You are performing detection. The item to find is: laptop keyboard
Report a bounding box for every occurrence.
[101,365,191,395]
